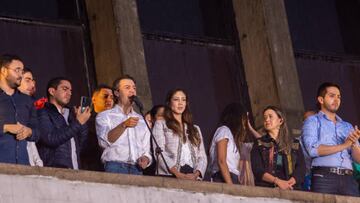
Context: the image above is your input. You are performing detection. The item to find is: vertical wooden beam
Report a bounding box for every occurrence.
[111,0,153,110]
[233,0,304,134]
[84,0,122,86]
[85,0,152,110]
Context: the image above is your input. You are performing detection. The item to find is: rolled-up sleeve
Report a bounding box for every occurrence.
[301,117,320,158]
[95,114,112,148]
[140,125,152,166]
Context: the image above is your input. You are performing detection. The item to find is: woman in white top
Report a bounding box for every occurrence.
[152,88,207,180]
[209,103,254,184]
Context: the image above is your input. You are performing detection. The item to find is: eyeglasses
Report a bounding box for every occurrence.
[7,67,24,75]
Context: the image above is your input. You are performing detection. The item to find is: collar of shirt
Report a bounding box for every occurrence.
[318,111,343,123]
[114,104,135,116]
[114,104,139,117]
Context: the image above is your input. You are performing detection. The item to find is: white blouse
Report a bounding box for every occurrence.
[152,120,207,177]
[179,141,194,167]
[209,126,240,175]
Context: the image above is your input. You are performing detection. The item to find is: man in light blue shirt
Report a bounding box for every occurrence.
[302,82,360,196]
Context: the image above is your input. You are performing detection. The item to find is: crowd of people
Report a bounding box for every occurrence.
[0,54,360,197]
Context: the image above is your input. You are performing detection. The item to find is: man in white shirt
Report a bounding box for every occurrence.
[96,75,152,175]
[18,68,43,166]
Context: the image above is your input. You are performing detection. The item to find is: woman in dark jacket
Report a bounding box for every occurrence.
[251,106,305,190]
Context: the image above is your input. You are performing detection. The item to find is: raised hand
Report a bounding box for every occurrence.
[75,106,91,125]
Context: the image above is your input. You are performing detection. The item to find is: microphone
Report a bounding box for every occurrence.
[129,95,144,111]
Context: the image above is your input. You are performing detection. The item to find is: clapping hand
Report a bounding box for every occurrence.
[345,126,360,147]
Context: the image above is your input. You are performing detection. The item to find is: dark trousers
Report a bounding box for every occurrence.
[212,171,240,184]
[311,170,359,196]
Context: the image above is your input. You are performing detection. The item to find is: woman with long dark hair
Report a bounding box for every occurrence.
[251,106,305,190]
[152,89,207,180]
[209,103,254,185]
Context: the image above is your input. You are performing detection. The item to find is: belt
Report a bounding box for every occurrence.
[312,166,353,176]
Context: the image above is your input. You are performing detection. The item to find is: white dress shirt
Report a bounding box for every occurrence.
[95,105,152,165]
[27,142,43,167]
[58,107,79,170]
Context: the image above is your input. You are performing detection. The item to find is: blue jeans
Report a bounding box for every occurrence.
[311,171,359,196]
[104,161,143,175]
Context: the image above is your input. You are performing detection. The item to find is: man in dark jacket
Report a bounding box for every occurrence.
[37,77,91,169]
[0,54,39,165]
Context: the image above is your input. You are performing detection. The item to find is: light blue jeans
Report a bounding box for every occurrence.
[104,161,142,175]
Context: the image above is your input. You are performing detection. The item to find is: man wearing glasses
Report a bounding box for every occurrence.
[0,54,39,165]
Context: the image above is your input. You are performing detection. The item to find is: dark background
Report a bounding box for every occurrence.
[137,0,251,149]
[2,0,360,170]
[285,0,360,125]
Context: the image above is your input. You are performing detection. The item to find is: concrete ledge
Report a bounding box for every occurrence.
[0,163,359,202]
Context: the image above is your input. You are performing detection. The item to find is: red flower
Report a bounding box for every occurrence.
[34,97,48,110]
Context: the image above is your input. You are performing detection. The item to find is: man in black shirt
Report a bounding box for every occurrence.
[0,54,39,165]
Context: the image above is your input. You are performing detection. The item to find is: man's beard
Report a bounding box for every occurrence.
[324,103,338,113]
[55,97,69,107]
[6,76,21,89]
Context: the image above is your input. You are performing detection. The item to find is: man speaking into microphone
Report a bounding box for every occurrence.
[95,75,152,175]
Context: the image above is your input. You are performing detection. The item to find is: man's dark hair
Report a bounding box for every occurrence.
[0,54,22,69]
[46,77,71,99]
[23,67,33,75]
[112,75,136,103]
[112,75,136,92]
[316,82,341,109]
[92,84,112,95]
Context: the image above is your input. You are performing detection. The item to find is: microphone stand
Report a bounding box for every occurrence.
[134,102,171,176]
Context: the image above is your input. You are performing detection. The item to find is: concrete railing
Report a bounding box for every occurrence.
[0,163,358,202]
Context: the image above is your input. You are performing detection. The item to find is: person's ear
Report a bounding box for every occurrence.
[317,96,324,105]
[48,87,56,97]
[0,67,7,76]
[91,92,98,103]
[114,89,120,98]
